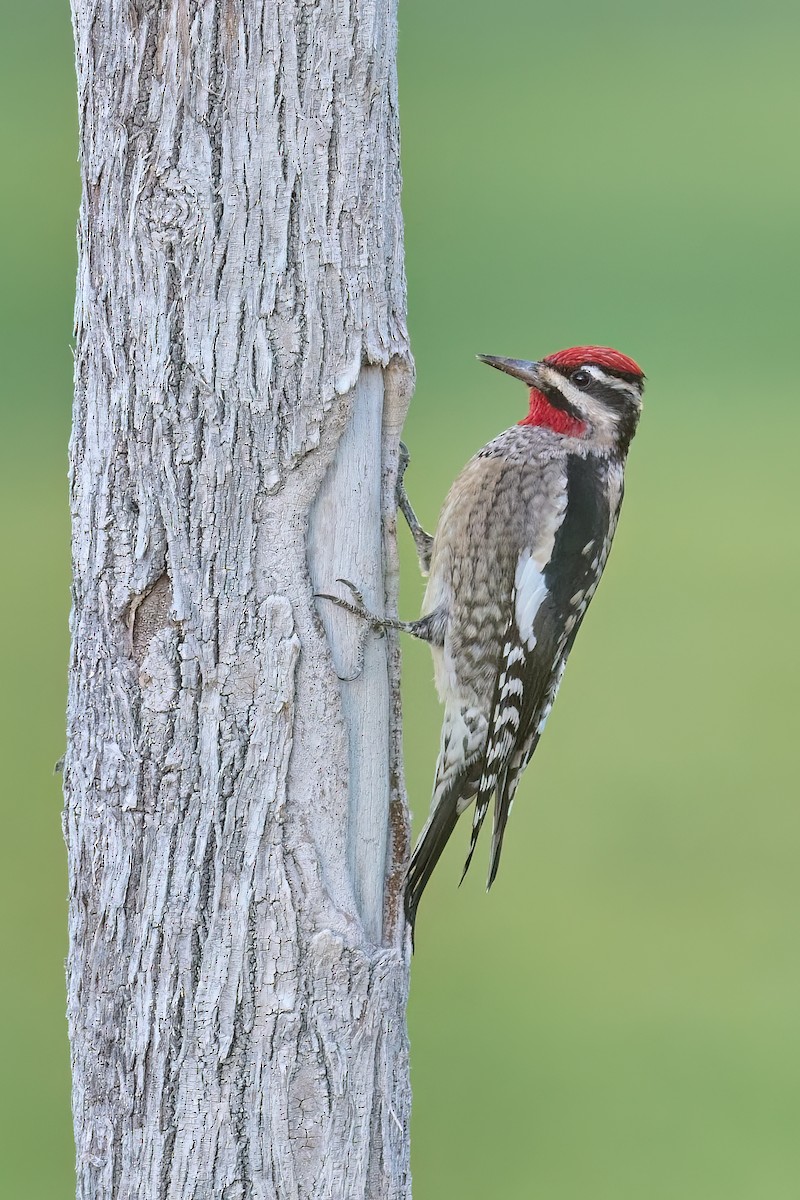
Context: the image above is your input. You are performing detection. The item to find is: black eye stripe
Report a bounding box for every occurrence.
[594,382,633,408]
[594,366,643,385]
[561,366,642,399]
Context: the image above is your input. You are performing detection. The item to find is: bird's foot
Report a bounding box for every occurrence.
[396,440,411,504]
[395,442,434,575]
[315,578,395,682]
[315,578,390,636]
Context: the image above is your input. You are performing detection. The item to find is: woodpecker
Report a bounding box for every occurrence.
[318,345,645,931]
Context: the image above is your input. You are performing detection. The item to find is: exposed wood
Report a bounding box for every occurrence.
[65,1,414,1195]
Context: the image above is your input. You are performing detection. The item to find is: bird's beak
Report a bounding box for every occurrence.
[477,355,545,388]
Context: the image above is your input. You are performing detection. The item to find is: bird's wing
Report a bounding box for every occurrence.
[463,454,616,888]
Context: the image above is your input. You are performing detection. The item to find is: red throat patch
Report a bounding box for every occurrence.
[520,388,586,437]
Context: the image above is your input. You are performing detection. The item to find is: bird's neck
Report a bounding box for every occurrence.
[519,388,586,438]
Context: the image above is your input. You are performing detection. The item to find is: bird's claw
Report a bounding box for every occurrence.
[314,578,387,636]
[336,577,367,609]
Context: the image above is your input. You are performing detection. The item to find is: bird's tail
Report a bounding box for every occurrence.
[468,731,540,891]
[486,764,521,888]
[404,788,462,933]
[404,702,486,934]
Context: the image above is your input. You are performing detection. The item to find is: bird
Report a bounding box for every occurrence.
[318,345,645,932]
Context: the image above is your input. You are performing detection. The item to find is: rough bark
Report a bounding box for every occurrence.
[64,3,414,1197]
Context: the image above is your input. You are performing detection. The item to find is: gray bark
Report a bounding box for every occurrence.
[64,2,414,1197]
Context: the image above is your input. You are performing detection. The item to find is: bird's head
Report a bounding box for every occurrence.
[478,345,645,451]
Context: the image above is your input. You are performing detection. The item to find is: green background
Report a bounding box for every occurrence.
[1,1,798,1196]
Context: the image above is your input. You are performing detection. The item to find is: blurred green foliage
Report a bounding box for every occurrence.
[1,0,798,1196]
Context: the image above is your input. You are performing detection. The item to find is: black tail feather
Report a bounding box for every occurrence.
[486,766,512,889]
[404,791,461,936]
[458,793,491,885]
[487,731,541,888]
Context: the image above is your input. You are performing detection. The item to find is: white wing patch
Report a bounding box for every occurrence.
[476,550,551,795]
[514,549,549,650]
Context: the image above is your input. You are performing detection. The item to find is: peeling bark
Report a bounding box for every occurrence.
[65,2,414,1197]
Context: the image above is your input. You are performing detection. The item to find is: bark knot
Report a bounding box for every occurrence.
[139,170,202,247]
[130,573,173,666]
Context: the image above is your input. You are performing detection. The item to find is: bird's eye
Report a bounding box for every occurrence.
[572,369,591,389]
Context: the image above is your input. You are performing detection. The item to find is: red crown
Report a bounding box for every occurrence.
[544,346,644,377]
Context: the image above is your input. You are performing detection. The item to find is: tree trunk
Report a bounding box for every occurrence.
[65,3,414,1197]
